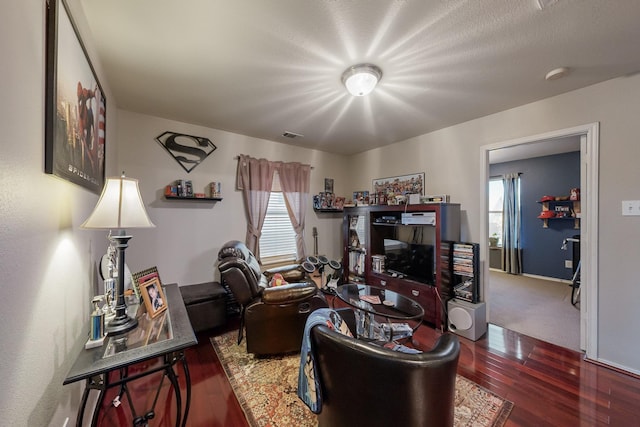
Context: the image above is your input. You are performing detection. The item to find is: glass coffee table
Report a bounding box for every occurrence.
[335,283,424,341]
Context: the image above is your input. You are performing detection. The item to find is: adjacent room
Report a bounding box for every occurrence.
[3,1,640,426]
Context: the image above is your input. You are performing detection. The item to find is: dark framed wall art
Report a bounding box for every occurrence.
[45,0,106,194]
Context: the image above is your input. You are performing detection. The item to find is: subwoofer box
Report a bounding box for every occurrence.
[447,299,487,341]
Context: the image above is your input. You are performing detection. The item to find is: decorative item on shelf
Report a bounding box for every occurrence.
[372,255,385,273]
[164,184,178,197]
[554,205,572,218]
[353,190,369,206]
[570,187,580,201]
[422,194,450,203]
[155,131,217,173]
[174,179,193,197]
[324,178,334,193]
[81,173,155,336]
[210,181,221,198]
[313,192,344,211]
[321,192,334,209]
[373,173,424,203]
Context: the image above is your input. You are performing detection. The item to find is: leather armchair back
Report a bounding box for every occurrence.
[218,240,265,305]
[217,239,329,355]
[311,328,460,427]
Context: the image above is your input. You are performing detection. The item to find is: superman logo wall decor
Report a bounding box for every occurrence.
[155,131,217,173]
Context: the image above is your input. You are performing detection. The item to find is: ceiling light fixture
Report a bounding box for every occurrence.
[341,63,382,96]
[545,67,570,81]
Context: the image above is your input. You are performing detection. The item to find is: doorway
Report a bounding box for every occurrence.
[480,123,599,357]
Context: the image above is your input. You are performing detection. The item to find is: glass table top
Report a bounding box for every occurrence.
[103,305,173,358]
[64,284,197,385]
[336,283,425,321]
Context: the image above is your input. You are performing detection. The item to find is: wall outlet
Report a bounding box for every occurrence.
[565,260,573,269]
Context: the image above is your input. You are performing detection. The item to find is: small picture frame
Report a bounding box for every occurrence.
[324,178,334,193]
[132,266,162,302]
[140,278,168,318]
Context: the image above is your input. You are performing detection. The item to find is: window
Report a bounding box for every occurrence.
[259,174,297,265]
[488,178,504,246]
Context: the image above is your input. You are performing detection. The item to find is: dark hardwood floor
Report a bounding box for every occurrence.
[95,317,640,426]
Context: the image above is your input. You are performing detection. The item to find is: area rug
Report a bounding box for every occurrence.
[211,331,513,427]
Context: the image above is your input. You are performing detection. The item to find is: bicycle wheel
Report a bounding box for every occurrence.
[571,282,580,306]
[570,260,581,306]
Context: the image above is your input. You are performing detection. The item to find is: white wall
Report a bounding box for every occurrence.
[0,0,118,425]
[2,2,640,425]
[347,74,640,373]
[116,110,349,286]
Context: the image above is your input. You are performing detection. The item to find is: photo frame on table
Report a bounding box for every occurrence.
[140,278,168,318]
[45,0,106,194]
[132,266,163,301]
[372,173,425,199]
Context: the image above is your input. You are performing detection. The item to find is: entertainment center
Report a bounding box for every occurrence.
[342,203,461,329]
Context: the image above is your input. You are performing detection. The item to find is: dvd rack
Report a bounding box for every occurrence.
[452,242,479,303]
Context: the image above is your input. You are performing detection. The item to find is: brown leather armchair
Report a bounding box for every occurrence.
[217,240,328,356]
[310,320,460,427]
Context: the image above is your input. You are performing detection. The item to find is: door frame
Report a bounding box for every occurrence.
[480,122,599,357]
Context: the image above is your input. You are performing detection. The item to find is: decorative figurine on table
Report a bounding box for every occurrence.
[100,238,118,318]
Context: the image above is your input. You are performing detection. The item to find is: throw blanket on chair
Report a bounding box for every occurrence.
[297,308,352,413]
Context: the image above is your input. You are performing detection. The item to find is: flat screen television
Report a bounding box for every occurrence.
[383,239,434,285]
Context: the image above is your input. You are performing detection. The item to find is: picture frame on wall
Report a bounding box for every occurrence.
[140,278,168,318]
[45,0,106,194]
[324,178,334,193]
[372,172,425,199]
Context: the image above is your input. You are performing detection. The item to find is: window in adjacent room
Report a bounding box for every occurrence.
[488,177,504,247]
[260,172,297,265]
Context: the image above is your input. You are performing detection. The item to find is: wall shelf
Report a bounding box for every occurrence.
[313,208,343,213]
[164,196,223,202]
[537,199,580,229]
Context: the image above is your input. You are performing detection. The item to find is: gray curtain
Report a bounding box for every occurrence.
[502,173,523,274]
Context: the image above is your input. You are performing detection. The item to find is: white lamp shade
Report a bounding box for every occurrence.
[82,175,155,229]
[342,64,382,97]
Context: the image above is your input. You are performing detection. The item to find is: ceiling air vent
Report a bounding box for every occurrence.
[282,131,303,139]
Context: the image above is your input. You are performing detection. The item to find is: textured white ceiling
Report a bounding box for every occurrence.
[80,0,640,155]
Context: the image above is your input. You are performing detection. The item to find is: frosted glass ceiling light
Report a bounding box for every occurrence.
[342,63,382,96]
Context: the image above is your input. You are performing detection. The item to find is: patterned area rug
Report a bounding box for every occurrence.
[211,331,513,427]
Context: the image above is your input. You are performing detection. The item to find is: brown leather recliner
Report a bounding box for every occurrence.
[310,320,460,427]
[217,240,328,356]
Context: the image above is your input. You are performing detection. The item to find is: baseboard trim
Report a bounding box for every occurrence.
[490,269,572,285]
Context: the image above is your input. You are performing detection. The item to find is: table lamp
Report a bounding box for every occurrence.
[82,173,155,335]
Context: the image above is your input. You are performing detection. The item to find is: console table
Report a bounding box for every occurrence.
[64,283,197,427]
